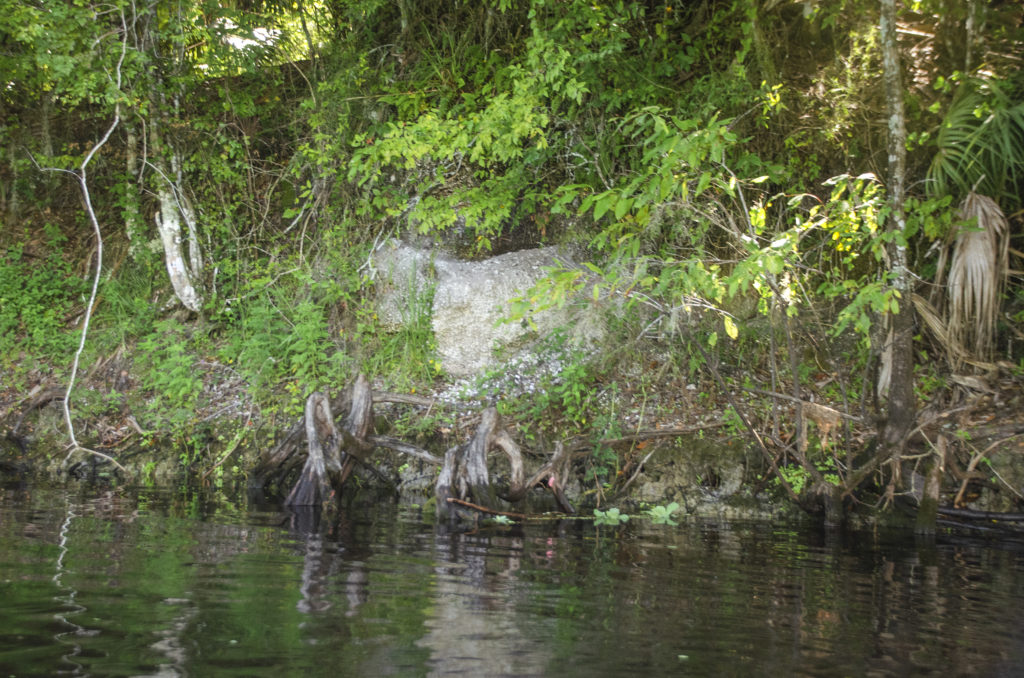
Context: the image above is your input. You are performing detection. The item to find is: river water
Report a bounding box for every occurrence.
[1,483,1023,677]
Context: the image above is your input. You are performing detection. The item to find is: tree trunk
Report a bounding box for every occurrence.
[150,121,204,313]
[879,0,916,460]
[140,0,205,315]
[124,125,145,246]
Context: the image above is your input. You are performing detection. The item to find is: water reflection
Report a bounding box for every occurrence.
[419,529,553,677]
[1,486,1024,677]
[52,499,86,675]
[288,507,373,616]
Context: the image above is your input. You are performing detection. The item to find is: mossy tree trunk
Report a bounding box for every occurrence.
[878,0,917,473]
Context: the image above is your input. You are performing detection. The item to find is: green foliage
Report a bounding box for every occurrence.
[587,444,619,488]
[593,507,630,526]
[721,406,745,438]
[809,174,955,344]
[3,0,1022,500]
[491,329,600,435]
[0,0,127,109]
[94,259,160,345]
[0,236,86,366]
[644,502,680,525]
[776,464,809,496]
[773,454,841,497]
[354,273,439,389]
[216,271,350,414]
[136,319,205,431]
[927,77,1024,208]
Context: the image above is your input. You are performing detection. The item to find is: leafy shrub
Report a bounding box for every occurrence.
[0,239,86,366]
[135,318,205,430]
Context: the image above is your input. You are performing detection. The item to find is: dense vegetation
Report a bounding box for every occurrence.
[1,0,1022,519]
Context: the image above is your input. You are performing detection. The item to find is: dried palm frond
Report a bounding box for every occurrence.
[947,192,1009,368]
[913,293,954,352]
[912,293,1001,372]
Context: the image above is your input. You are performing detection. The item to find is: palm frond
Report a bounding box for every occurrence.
[927,78,1024,208]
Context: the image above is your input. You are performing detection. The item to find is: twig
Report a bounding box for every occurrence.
[371,391,445,408]
[955,433,1024,506]
[200,414,254,482]
[572,422,729,451]
[742,388,863,422]
[445,497,531,520]
[65,445,129,475]
[616,448,658,496]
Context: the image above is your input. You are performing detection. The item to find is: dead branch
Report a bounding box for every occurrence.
[742,388,863,422]
[567,422,729,452]
[367,435,442,465]
[446,497,531,519]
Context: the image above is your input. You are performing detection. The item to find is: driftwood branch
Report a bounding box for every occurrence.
[446,497,530,520]
[937,506,1024,522]
[742,388,863,422]
[367,435,442,465]
[567,422,728,452]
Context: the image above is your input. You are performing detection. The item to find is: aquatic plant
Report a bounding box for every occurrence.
[644,502,680,525]
[593,507,630,526]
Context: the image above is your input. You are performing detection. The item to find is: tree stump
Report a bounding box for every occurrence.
[435,407,575,521]
[285,374,374,508]
[259,374,580,518]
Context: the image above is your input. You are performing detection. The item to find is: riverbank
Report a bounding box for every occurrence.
[3,328,1023,529]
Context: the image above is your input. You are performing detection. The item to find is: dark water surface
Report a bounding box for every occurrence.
[1,485,1023,677]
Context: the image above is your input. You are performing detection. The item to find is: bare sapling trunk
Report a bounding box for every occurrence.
[150,122,203,313]
[48,8,131,475]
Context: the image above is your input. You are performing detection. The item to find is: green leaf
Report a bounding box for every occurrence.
[723,316,738,340]
[614,196,633,220]
[593,193,616,221]
[696,171,712,195]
